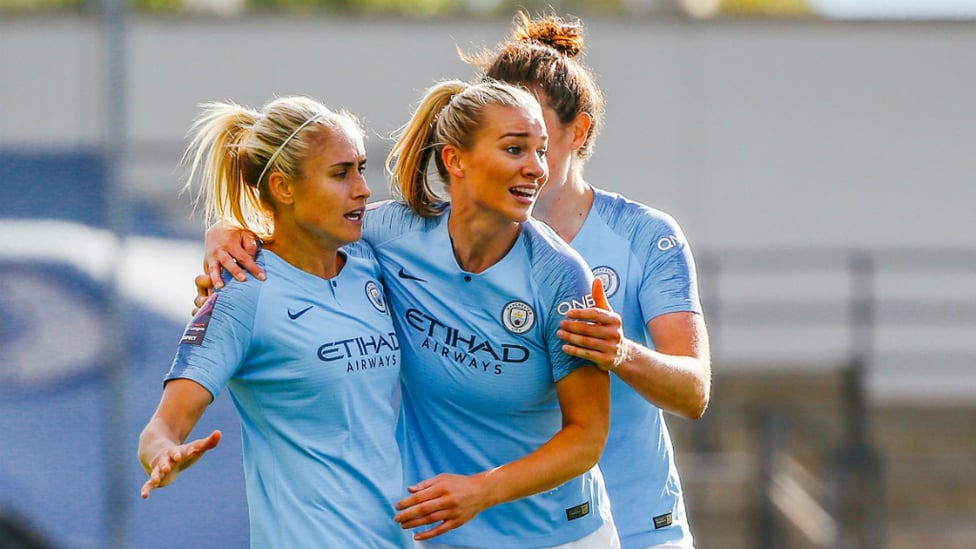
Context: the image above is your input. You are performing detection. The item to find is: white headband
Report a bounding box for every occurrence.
[255,112,325,186]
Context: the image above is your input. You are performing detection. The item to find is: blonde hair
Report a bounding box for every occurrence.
[386,79,541,218]
[181,96,361,237]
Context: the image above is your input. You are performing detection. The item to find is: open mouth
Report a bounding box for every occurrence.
[510,186,537,199]
[344,208,365,221]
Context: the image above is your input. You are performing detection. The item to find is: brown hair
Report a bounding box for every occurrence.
[463,11,604,161]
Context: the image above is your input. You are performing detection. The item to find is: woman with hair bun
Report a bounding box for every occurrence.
[465,11,713,549]
[137,95,411,548]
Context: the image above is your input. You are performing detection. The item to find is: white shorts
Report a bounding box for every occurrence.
[416,518,621,549]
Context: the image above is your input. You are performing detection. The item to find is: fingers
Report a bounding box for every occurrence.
[216,250,248,283]
[592,278,612,311]
[206,261,224,291]
[195,274,214,296]
[205,429,222,446]
[141,478,157,499]
[405,477,437,495]
[558,313,626,372]
[237,256,266,282]
[411,519,464,541]
[140,434,221,499]
[242,233,260,257]
[141,452,177,498]
[562,306,618,324]
[193,430,222,453]
[395,502,452,530]
[395,494,462,538]
[395,480,450,526]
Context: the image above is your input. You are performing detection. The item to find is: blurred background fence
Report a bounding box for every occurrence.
[1,3,974,548]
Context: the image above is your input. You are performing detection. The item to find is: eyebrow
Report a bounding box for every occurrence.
[499,131,546,140]
[330,159,366,168]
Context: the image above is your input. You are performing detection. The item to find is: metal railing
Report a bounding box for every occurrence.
[694,247,976,548]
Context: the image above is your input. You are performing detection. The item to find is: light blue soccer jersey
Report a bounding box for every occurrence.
[167,246,411,549]
[363,202,613,549]
[570,187,703,548]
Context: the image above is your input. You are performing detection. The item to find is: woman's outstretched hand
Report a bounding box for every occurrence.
[140,430,222,499]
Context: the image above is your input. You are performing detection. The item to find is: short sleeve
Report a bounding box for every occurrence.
[635,213,702,325]
[165,274,259,399]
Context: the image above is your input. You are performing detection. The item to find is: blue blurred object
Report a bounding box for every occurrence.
[0,150,248,548]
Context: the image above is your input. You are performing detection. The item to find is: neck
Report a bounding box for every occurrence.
[533,169,593,243]
[263,228,343,279]
[446,205,521,274]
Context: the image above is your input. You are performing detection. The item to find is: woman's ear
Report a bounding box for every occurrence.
[572,112,592,150]
[442,145,464,179]
[267,172,295,205]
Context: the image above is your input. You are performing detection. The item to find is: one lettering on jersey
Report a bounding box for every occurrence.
[318,332,400,362]
[657,234,684,251]
[405,308,530,376]
[556,293,596,316]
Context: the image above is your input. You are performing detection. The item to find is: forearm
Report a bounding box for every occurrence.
[479,421,607,507]
[615,340,711,419]
[480,366,610,505]
[138,379,211,473]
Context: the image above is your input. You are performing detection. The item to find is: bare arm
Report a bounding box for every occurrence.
[137,379,222,498]
[393,365,611,541]
[558,281,711,420]
[203,221,265,289]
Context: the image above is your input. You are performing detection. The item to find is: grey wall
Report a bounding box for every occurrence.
[2,15,974,401]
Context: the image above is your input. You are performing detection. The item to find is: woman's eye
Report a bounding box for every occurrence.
[537,149,547,159]
[506,146,522,155]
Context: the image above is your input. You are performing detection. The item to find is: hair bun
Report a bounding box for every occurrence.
[515,13,584,58]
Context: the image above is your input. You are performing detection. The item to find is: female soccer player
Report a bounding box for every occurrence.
[137,96,411,548]
[197,81,619,548]
[466,12,713,549]
[376,79,617,548]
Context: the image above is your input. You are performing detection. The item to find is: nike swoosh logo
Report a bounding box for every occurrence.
[287,306,313,320]
[397,267,426,282]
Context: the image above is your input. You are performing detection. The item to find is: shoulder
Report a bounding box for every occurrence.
[222,250,271,294]
[341,239,377,261]
[590,186,691,256]
[521,218,588,268]
[362,199,441,245]
[520,220,592,296]
[591,187,682,236]
[339,241,384,280]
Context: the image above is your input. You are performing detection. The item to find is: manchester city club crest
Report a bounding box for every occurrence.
[592,266,620,298]
[502,300,536,334]
[364,280,387,313]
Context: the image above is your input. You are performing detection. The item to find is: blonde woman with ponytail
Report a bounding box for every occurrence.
[199,80,619,548]
[466,12,712,549]
[138,96,411,548]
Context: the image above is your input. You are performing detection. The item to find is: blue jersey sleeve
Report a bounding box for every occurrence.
[524,221,595,382]
[632,210,702,324]
[166,269,260,399]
